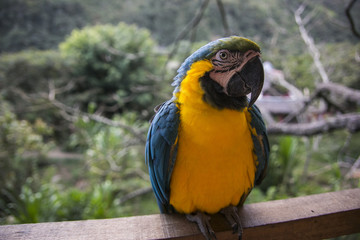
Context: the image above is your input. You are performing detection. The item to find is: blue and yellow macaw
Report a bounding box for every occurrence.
[146,36,269,240]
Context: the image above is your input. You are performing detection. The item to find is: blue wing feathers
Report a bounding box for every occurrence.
[145,100,179,213]
[248,104,270,185]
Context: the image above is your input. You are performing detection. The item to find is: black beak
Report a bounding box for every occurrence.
[226,57,264,108]
[245,57,264,107]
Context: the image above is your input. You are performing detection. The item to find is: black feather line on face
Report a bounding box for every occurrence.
[199,72,248,111]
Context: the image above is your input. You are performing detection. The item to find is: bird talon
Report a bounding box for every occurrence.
[221,206,243,240]
[231,223,238,234]
[187,212,217,240]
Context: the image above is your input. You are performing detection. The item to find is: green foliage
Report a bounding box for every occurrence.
[247,133,360,204]
[0,49,76,144]
[2,179,146,224]
[1,111,159,224]
[257,136,301,195]
[278,42,360,91]
[0,100,52,189]
[59,23,164,117]
[71,113,151,197]
[0,100,53,222]
[0,50,70,122]
[82,181,118,219]
[113,1,201,45]
[0,0,86,52]
[283,53,316,89]
[321,42,360,89]
[0,50,69,94]
[3,179,61,223]
[1,0,359,51]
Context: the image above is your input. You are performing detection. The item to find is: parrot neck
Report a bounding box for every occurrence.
[174,60,213,110]
[175,59,248,111]
[200,72,248,110]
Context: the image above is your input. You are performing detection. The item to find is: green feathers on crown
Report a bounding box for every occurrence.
[207,36,261,58]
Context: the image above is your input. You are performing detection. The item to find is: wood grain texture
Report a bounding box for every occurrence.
[1,189,359,240]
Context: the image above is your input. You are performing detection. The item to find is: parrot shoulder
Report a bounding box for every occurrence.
[145,100,180,213]
[247,104,270,185]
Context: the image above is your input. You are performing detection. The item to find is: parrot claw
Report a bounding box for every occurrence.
[187,212,217,240]
[220,206,243,240]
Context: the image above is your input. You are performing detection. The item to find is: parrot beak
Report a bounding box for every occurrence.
[226,57,264,108]
[246,57,264,108]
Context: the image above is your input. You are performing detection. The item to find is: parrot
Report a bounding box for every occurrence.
[145,36,269,240]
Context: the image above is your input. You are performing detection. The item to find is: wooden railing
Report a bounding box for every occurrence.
[1,188,359,240]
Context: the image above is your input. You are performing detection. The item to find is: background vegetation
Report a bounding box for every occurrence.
[0,1,359,238]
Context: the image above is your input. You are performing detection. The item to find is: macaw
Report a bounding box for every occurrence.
[145,36,269,240]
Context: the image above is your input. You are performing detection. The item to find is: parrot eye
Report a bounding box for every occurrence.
[218,50,229,60]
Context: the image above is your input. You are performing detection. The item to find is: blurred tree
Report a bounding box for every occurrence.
[0,0,86,53]
[3,180,61,223]
[59,23,165,118]
[0,50,74,141]
[0,99,53,222]
[70,112,151,199]
[321,42,360,89]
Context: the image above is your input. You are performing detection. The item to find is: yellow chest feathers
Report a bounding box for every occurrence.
[169,60,257,214]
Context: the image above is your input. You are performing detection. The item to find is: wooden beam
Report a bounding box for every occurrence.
[1,189,359,240]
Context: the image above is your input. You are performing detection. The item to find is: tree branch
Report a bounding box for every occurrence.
[168,0,210,58]
[345,0,360,39]
[215,0,231,36]
[162,0,210,81]
[316,82,360,105]
[281,82,360,123]
[173,0,210,43]
[294,3,330,83]
[345,155,360,179]
[118,187,153,204]
[267,113,360,136]
[49,98,147,144]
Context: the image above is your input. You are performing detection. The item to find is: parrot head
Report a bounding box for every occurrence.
[174,36,264,110]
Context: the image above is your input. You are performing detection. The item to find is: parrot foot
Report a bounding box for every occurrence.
[186,212,217,240]
[220,205,243,240]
